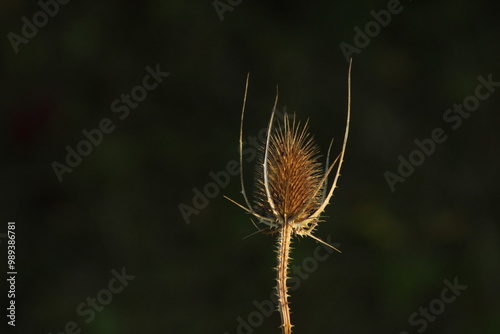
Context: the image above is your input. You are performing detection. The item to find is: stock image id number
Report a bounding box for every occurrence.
[7,222,16,271]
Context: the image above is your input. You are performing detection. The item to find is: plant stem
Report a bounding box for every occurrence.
[277,221,293,334]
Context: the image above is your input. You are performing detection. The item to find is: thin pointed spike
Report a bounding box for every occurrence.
[307,233,342,253]
[239,73,253,211]
[242,228,267,240]
[312,57,352,218]
[223,195,254,214]
[248,217,278,233]
[249,217,259,231]
[322,138,335,203]
[263,85,279,217]
[223,195,274,222]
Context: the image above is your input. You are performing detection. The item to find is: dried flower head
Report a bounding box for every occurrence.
[225,60,352,334]
[253,113,324,225]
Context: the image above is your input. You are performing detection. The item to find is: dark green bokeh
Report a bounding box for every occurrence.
[1,0,499,333]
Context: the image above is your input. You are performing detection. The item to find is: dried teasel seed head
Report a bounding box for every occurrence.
[254,113,324,224]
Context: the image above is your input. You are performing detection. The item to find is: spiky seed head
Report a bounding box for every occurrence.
[254,113,324,224]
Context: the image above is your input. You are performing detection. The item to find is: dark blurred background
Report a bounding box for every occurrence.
[1,0,499,333]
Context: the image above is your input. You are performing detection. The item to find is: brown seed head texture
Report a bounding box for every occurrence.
[254,113,324,224]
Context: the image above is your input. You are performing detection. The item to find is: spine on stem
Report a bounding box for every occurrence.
[276,222,293,334]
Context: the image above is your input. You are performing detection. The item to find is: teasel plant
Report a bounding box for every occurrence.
[225,59,352,334]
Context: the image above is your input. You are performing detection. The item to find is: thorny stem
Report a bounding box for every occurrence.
[277,221,293,334]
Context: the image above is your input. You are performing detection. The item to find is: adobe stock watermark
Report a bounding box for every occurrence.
[223,235,339,334]
[384,73,499,192]
[178,108,286,224]
[7,0,70,54]
[399,276,467,334]
[339,0,403,62]
[48,267,135,334]
[51,64,169,183]
[213,0,243,22]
